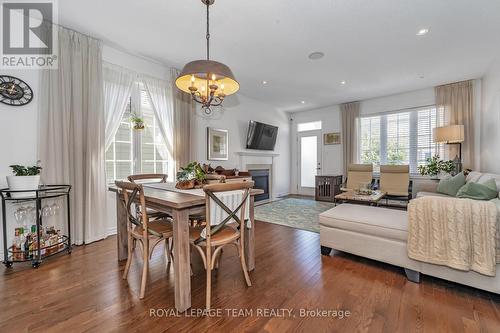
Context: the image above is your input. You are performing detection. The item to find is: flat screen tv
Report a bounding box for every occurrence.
[246,121,278,150]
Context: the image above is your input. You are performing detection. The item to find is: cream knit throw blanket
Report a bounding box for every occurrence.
[407,196,499,276]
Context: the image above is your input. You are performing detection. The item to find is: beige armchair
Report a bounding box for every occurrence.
[341,164,374,191]
[378,165,412,203]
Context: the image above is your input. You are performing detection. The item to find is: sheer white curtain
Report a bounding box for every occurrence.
[141,75,175,180]
[38,26,108,244]
[103,63,136,149]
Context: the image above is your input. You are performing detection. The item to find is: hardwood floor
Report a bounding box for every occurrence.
[1,221,500,332]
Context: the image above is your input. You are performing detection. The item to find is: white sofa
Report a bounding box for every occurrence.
[319,171,500,293]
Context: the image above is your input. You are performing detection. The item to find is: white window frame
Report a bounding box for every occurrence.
[105,82,170,183]
[358,105,444,175]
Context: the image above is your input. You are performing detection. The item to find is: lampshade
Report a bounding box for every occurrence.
[175,60,239,97]
[433,125,464,144]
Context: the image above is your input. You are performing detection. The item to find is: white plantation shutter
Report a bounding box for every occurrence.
[359,106,444,174]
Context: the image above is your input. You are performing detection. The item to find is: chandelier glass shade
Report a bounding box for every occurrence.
[175,0,239,114]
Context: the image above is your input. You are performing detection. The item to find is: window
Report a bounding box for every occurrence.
[358,106,444,174]
[105,84,170,183]
[297,121,322,132]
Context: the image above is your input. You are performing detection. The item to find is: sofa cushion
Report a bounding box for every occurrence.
[437,172,466,197]
[466,171,500,192]
[457,179,498,200]
[319,204,408,242]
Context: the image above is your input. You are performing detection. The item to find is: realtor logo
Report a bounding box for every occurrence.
[1,0,58,68]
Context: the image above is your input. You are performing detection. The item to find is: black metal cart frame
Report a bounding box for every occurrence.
[1,185,71,268]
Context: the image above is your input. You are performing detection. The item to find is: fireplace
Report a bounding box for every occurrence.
[248,169,270,202]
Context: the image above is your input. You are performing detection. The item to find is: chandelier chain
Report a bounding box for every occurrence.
[206,1,210,61]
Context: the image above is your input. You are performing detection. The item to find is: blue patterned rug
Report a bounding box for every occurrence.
[254,198,336,233]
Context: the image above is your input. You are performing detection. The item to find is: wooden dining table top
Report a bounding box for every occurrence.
[108,183,264,210]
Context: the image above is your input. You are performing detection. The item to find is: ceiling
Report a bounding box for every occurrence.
[59,0,500,112]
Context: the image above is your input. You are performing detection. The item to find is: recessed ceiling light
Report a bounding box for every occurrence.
[416,28,429,36]
[340,81,346,85]
[262,80,267,85]
[308,51,325,60]
[301,100,305,104]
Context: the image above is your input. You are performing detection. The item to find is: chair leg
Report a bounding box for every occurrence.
[238,239,252,287]
[206,247,212,310]
[169,238,174,263]
[122,234,133,280]
[140,239,149,299]
[164,239,170,266]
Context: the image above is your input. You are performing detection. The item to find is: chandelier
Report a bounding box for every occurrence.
[175,0,239,115]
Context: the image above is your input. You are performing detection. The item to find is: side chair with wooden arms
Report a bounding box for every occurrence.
[115,181,174,299]
[190,181,254,309]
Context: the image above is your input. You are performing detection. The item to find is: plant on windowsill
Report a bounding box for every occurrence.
[176,162,207,189]
[130,113,145,130]
[417,155,455,179]
[7,161,42,198]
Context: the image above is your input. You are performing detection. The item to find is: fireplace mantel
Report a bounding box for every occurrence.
[235,151,280,157]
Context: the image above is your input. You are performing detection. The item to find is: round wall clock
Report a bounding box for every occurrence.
[0,75,33,106]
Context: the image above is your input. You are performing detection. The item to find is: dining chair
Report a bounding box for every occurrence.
[341,164,374,191]
[115,181,174,299]
[190,181,254,309]
[377,165,412,205]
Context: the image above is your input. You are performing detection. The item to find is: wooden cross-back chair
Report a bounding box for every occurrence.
[116,181,174,299]
[189,181,254,309]
[127,174,171,221]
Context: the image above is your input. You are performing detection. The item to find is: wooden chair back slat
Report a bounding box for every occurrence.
[115,181,149,236]
[128,174,168,183]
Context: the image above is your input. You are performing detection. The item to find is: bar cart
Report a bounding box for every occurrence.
[1,185,71,268]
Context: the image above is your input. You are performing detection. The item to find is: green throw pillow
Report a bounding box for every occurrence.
[437,172,466,197]
[456,179,498,200]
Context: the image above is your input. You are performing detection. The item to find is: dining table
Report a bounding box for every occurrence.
[108,182,263,312]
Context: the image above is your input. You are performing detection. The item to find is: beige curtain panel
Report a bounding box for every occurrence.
[435,80,474,169]
[341,101,360,176]
[38,26,108,244]
[171,68,194,177]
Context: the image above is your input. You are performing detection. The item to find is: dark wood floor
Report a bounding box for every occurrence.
[1,221,500,333]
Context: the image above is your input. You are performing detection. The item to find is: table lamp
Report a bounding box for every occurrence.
[433,125,464,172]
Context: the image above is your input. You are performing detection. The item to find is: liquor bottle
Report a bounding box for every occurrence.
[24,234,31,260]
[12,228,21,260]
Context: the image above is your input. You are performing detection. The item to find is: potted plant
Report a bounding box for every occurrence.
[176,162,207,189]
[417,155,455,179]
[7,162,42,198]
[130,113,145,130]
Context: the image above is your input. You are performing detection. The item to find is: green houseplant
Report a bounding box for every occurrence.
[7,162,42,198]
[176,162,207,189]
[130,113,145,130]
[417,155,455,178]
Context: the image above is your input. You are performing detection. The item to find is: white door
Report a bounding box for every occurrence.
[298,131,322,195]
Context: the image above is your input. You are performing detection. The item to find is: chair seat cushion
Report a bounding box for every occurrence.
[189,225,239,245]
[319,204,408,242]
[134,219,173,237]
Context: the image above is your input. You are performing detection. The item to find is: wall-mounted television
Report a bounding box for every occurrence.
[246,121,278,150]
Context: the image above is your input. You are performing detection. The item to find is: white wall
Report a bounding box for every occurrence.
[0,69,39,258]
[190,94,291,198]
[481,57,500,174]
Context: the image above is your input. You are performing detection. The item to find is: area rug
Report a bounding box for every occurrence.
[254,198,335,233]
